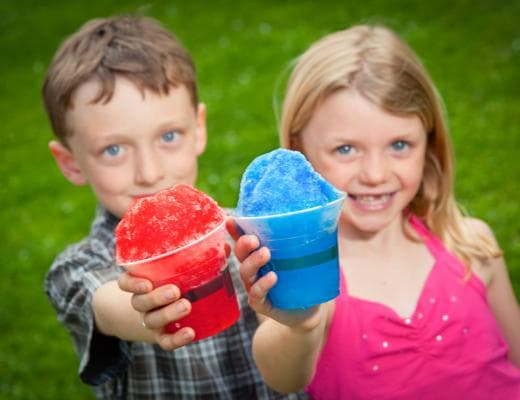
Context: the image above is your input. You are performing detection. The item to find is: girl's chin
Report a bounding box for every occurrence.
[350,221,385,234]
[341,210,397,234]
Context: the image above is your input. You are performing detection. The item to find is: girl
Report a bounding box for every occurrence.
[231,25,520,399]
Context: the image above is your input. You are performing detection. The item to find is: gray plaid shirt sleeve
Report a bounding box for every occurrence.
[44,206,309,400]
[44,207,131,386]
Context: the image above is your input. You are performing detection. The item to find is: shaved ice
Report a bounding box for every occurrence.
[116,184,225,264]
[115,184,239,340]
[234,148,345,309]
[237,148,340,216]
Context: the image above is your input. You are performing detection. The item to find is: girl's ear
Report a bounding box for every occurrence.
[48,140,88,185]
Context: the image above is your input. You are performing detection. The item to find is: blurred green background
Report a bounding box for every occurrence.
[1,0,519,398]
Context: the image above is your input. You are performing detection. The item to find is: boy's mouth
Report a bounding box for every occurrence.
[133,193,156,200]
[133,185,179,200]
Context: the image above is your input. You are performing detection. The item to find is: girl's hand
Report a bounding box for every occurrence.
[118,272,195,350]
[226,217,324,332]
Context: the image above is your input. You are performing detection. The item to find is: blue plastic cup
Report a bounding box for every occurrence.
[234,193,345,309]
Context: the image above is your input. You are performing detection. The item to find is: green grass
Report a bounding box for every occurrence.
[1,0,519,398]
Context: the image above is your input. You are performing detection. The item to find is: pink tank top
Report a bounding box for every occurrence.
[306,215,520,400]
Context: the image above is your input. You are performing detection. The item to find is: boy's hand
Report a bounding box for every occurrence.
[226,218,323,332]
[118,273,195,350]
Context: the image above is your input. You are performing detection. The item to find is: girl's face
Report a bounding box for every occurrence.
[300,89,427,236]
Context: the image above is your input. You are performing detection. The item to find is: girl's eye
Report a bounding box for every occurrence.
[103,144,121,157]
[391,140,409,151]
[162,130,178,143]
[337,145,353,155]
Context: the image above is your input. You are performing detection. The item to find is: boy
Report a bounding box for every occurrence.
[43,15,307,399]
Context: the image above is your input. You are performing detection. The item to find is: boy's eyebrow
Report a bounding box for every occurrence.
[89,132,129,146]
[155,117,190,130]
[94,117,191,138]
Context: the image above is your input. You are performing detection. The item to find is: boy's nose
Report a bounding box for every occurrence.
[134,149,165,186]
[359,153,388,185]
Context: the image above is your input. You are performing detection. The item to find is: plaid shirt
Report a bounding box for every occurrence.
[45,206,309,400]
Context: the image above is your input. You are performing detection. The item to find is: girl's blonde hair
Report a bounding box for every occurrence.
[280,25,500,270]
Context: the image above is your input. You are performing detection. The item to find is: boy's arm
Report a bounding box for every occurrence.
[229,218,330,392]
[94,278,195,350]
[44,245,138,384]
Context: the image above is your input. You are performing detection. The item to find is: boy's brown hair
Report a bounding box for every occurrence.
[42,15,198,145]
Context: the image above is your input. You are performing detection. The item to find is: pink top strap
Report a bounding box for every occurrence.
[306,213,520,399]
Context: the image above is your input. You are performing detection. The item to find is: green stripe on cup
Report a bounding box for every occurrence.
[268,244,338,271]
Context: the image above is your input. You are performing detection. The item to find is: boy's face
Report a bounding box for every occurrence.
[49,77,206,218]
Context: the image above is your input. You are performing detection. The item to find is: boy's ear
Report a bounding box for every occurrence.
[48,140,88,185]
[195,103,207,156]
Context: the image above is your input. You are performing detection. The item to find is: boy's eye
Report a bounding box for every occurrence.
[391,140,409,151]
[162,130,178,143]
[103,144,121,157]
[337,145,353,155]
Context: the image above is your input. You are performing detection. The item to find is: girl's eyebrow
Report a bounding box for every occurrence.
[384,129,424,139]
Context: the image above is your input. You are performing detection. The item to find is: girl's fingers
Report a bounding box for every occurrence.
[248,271,277,312]
[234,234,260,262]
[239,246,270,290]
[225,218,240,241]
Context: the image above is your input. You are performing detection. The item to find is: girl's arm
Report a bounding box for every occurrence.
[471,219,520,367]
[252,309,329,393]
[228,218,331,392]
[486,255,520,367]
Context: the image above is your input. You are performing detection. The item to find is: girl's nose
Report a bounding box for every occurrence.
[359,153,388,185]
[134,148,165,186]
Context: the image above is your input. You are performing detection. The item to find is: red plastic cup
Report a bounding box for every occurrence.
[121,221,240,341]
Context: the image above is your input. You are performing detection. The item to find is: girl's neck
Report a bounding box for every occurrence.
[338,213,413,256]
[337,213,435,318]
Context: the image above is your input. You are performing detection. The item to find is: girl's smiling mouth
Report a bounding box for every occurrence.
[349,193,394,210]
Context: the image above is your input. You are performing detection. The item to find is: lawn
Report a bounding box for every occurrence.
[1,0,519,398]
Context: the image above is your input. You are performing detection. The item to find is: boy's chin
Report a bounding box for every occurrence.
[100,202,128,219]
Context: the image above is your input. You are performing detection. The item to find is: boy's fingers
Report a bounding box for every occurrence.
[118,272,152,294]
[131,284,181,312]
[156,327,195,351]
[143,298,192,330]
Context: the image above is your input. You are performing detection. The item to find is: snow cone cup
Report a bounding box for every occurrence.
[116,185,241,340]
[120,221,240,342]
[234,193,345,310]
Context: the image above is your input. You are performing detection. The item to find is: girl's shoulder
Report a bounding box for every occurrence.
[463,216,502,287]
[463,216,498,243]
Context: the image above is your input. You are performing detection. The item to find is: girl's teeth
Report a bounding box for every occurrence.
[356,194,390,206]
